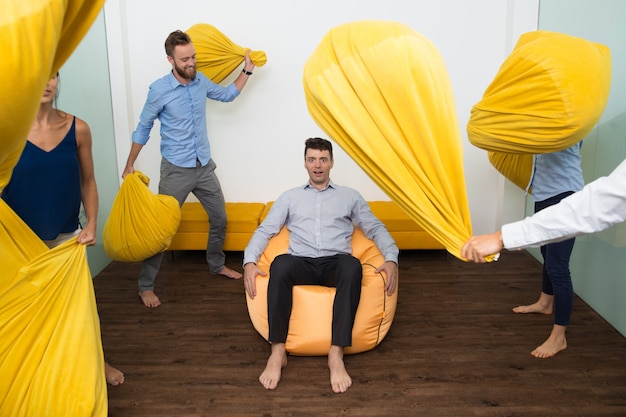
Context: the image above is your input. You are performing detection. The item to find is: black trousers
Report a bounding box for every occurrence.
[535,191,576,326]
[267,254,362,347]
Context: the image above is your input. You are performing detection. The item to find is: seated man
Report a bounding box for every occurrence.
[243,137,398,393]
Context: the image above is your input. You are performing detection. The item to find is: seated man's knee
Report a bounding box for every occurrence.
[338,254,362,281]
[270,254,298,281]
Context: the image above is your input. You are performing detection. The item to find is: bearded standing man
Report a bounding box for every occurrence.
[123,30,256,307]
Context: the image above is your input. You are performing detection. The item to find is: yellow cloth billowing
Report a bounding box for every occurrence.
[103,171,181,262]
[0,0,105,191]
[303,20,472,260]
[186,23,267,83]
[468,31,611,189]
[0,2,106,415]
[0,200,106,416]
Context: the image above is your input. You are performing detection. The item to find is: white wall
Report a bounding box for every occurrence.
[104,0,538,235]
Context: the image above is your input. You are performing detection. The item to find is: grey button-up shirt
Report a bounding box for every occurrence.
[244,181,398,265]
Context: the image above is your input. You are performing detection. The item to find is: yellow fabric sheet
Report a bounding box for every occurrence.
[103,171,181,262]
[1,0,105,191]
[186,23,267,84]
[0,1,106,414]
[0,201,107,416]
[303,20,472,259]
[467,31,611,189]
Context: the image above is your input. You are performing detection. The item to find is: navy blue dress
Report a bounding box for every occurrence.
[2,117,82,240]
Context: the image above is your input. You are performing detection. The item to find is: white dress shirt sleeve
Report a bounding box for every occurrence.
[502,159,626,249]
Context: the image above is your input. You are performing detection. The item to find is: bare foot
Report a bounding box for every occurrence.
[328,345,352,393]
[139,290,161,308]
[513,292,554,315]
[217,266,242,280]
[105,362,125,386]
[259,343,288,390]
[531,325,568,358]
[512,302,553,314]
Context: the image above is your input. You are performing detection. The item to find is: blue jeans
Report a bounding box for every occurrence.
[535,191,576,326]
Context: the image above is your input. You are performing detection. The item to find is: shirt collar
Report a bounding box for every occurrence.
[303,179,336,192]
[167,71,199,89]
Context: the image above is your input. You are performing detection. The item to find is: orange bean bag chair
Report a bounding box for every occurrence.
[246,227,397,356]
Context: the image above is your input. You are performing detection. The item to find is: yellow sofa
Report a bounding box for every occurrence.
[259,201,444,250]
[168,200,443,252]
[367,201,444,250]
[168,202,265,251]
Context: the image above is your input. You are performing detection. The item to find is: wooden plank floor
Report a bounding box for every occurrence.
[94,249,626,417]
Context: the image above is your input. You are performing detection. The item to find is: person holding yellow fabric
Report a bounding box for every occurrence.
[461,157,626,258]
[123,30,256,308]
[243,138,398,393]
[464,143,584,359]
[1,74,124,386]
[512,144,584,358]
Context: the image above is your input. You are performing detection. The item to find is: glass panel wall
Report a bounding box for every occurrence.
[527,0,626,335]
[59,11,119,276]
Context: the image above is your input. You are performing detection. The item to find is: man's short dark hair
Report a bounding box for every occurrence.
[165,30,191,57]
[304,138,333,160]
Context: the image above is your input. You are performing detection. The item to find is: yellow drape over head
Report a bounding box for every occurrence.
[468,31,611,189]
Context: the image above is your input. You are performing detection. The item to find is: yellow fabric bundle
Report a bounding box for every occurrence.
[303,20,472,260]
[103,171,181,262]
[468,30,611,154]
[0,202,49,280]
[0,0,105,191]
[0,2,106,415]
[0,200,106,416]
[186,23,267,83]
[468,31,611,189]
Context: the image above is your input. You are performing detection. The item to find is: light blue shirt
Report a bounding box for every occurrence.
[132,71,240,168]
[243,181,399,265]
[531,142,584,202]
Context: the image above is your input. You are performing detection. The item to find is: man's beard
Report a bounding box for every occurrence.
[174,63,196,80]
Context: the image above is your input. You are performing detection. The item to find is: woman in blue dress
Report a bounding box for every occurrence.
[2,73,124,386]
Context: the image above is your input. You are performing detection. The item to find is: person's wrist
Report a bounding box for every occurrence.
[242,68,253,75]
[495,231,504,250]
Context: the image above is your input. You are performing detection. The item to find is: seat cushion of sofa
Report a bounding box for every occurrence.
[367,201,424,231]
